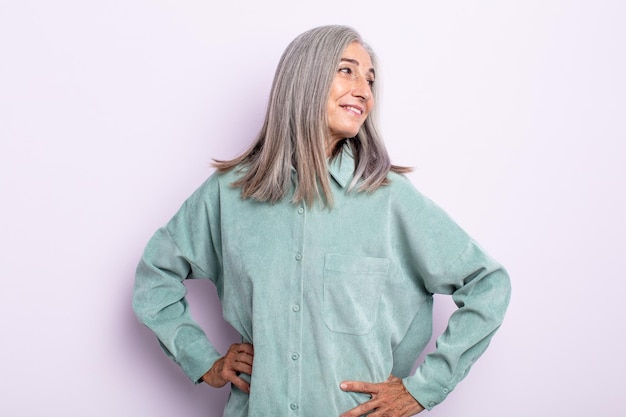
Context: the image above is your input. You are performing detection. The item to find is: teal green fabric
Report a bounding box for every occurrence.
[133,146,511,415]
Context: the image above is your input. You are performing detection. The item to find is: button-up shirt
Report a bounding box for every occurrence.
[133,146,511,415]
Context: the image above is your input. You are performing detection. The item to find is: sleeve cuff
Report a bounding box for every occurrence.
[176,337,222,384]
[403,372,452,411]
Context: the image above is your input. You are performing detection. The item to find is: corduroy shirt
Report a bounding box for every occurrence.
[133,146,511,416]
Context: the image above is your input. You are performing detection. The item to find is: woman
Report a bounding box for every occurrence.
[133,25,511,417]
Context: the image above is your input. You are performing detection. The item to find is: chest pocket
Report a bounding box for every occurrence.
[323,253,389,335]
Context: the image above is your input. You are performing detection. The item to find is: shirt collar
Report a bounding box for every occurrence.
[328,144,355,189]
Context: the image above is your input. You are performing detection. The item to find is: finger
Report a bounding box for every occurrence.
[222,374,250,394]
[237,351,254,367]
[228,373,251,393]
[340,380,378,394]
[363,384,425,417]
[227,353,253,370]
[219,364,252,392]
[228,344,254,366]
[339,398,378,417]
[236,342,254,355]
[227,343,254,357]
[224,345,254,368]
[230,342,254,354]
[231,360,253,377]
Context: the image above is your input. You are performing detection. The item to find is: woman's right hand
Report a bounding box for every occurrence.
[201,342,254,393]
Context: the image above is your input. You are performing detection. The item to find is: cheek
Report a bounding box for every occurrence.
[327,86,340,109]
[329,77,350,100]
[366,98,375,115]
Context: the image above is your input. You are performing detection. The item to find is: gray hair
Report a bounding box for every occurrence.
[214,25,409,207]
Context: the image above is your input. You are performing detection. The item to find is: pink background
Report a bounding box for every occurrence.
[1,1,624,416]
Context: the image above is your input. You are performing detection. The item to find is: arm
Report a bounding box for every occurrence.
[132,176,228,383]
[340,246,509,416]
[340,247,510,417]
[395,179,512,410]
[405,241,511,410]
[341,176,511,415]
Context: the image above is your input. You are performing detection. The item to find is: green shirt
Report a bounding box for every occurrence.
[133,147,511,415]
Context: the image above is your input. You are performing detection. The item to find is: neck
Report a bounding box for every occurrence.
[326,137,344,158]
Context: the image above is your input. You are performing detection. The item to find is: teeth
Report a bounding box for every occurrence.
[344,106,362,115]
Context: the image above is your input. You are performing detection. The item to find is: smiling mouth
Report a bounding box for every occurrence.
[341,105,364,116]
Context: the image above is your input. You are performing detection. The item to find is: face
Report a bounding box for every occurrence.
[326,41,375,151]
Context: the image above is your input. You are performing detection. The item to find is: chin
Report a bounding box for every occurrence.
[344,127,362,138]
[330,125,362,141]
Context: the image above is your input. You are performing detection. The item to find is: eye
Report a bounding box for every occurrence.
[367,79,375,87]
[339,67,352,75]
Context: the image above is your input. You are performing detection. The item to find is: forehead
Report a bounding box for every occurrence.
[340,42,374,70]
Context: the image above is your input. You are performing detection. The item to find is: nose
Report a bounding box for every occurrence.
[352,77,372,102]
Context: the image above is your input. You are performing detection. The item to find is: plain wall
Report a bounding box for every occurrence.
[1,1,624,416]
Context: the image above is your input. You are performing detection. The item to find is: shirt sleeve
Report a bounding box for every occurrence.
[390,175,511,410]
[132,174,224,383]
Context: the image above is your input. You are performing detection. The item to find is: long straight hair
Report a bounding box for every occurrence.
[213,25,410,207]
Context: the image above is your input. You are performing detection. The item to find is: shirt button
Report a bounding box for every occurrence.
[290,403,299,410]
[291,353,300,361]
[292,304,300,312]
[428,402,435,408]
[297,207,304,214]
[295,253,302,261]
[442,388,449,394]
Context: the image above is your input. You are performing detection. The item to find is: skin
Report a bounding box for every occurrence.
[203,41,425,417]
[332,44,424,417]
[326,41,376,155]
[339,376,424,417]
[202,342,254,393]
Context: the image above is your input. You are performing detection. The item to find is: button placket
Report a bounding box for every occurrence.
[287,202,306,414]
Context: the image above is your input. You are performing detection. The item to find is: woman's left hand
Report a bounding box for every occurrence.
[339,375,424,417]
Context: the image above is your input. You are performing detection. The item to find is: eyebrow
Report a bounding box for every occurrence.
[340,58,376,78]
